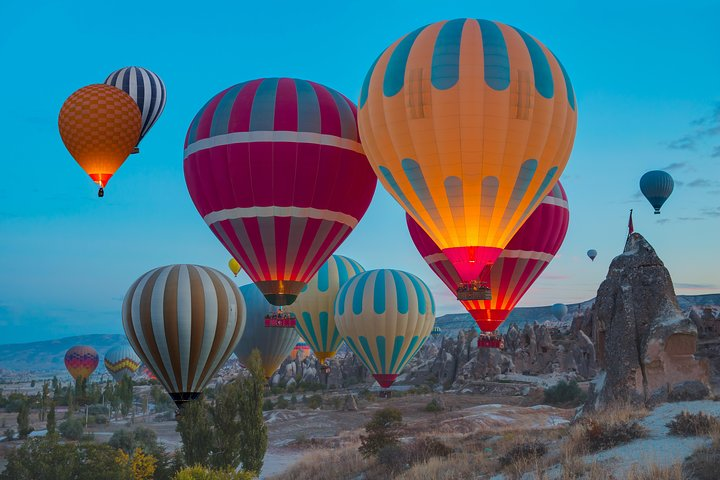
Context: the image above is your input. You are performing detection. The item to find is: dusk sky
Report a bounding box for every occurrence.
[1,1,719,343]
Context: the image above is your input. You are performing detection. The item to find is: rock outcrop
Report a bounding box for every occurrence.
[586,233,710,409]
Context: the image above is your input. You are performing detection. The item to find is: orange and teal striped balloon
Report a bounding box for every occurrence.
[359,19,577,284]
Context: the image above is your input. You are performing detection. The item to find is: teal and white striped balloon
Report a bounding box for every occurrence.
[288,255,364,364]
[334,269,435,388]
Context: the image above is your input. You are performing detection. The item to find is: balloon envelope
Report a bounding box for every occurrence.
[335,269,435,389]
[234,283,298,379]
[359,19,577,287]
[639,170,674,214]
[65,345,99,381]
[551,303,568,321]
[184,78,377,306]
[105,66,166,147]
[58,84,141,191]
[407,181,569,332]
[287,255,364,364]
[228,258,242,277]
[104,345,141,382]
[587,249,597,261]
[122,265,246,408]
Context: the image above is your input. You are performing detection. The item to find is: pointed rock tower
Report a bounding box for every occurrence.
[587,233,709,409]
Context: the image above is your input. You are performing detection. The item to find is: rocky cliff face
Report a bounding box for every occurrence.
[586,233,709,409]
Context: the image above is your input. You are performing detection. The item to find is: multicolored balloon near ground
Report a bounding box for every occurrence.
[407,181,569,332]
[234,283,298,379]
[65,345,99,381]
[184,78,377,307]
[335,269,435,389]
[122,264,246,408]
[358,19,577,296]
[105,66,166,151]
[104,345,141,382]
[58,84,141,196]
[290,341,311,361]
[640,170,674,214]
[287,255,364,364]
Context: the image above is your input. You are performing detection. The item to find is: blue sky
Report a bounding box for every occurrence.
[1,1,719,343]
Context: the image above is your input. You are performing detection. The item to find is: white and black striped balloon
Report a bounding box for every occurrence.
[105,66,166,145]
[121,264,246,407]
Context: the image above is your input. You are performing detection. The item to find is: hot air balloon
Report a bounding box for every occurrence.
[587,249,597,261]
[184,78,377,308]
[105,66,166,153]
[640,170,674,214]
[335,269,435,389]
[431,326,442,336]
[228,258,242,277]
[58,84,142,197]
[234,283,299,379]
[407,181,569,334]
[65,346,99,381]
[551,303,568,321]
[141,365,157,381]
[290,341,311,361]
[359,19,577,301]
[104,345,141,382]
[122,265,246,408]
[287,255,364,364]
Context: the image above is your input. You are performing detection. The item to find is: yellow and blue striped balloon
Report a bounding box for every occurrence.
[334,269,435,388]
[287,255,364,364]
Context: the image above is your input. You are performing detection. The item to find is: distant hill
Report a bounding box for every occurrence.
[435,293,720,337]
[0,334,129,375]
[1,294,718,374]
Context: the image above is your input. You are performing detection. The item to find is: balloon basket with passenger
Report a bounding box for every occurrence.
[264,309,297,328]
[456,280,492,301]
[477,333,504,349]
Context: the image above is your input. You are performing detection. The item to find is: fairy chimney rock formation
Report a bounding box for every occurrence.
[588,232,709,409]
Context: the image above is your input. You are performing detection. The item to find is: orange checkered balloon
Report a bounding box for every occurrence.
[58,84,141,196]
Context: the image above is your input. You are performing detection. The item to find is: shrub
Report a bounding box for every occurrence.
[404,437,452,465]
[262,399,274,411]
[59,416,84,440]
[581,418,647,452]
[87,404,110,416]
[3,428,14,441]
[499,441,547,467]
[94,414,108,424]
[173,465,255,479]
[359,408,403,458]
[543,380,586,406]
[667,411,720,437]
[306,394,322,410]
[377,444,406,474]
[424,398,445,413]
[275,396,289,409]
[683,437,720,480]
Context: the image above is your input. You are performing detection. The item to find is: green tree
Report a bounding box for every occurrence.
[208,382,242,469]
[173,466,254,480]
[176,398,213,467]
[359,407,403,458]
[236,348,267,473]
[16,402,32,439]
[118,375,134,417]
[59,416,84,440]
[66,387,75,415]
[40,381,50,421]
[0,436,133,480]
[47,400,56,435]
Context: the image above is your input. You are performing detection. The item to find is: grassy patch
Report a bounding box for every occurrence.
[667,411,720,437]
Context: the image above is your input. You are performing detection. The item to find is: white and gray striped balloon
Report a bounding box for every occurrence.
[121,264,246,406]
[105,66,166,144]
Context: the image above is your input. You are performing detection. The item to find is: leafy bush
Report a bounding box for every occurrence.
[59,416,84,440]
[581,418,647,452]
[173,465,254,480]
[359,408,403,458]
[424,398,445,413]
[94,414,108,424]
[262,399,274,411]
[306,394,322,409]
[87,404,110,416]
[499,441,547,467]
[3,428,14,441]
[376,444,406,474]
[543,380,586,406]
[404,437,452,465]
[275,396,289,409]
[667,411,720,437]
